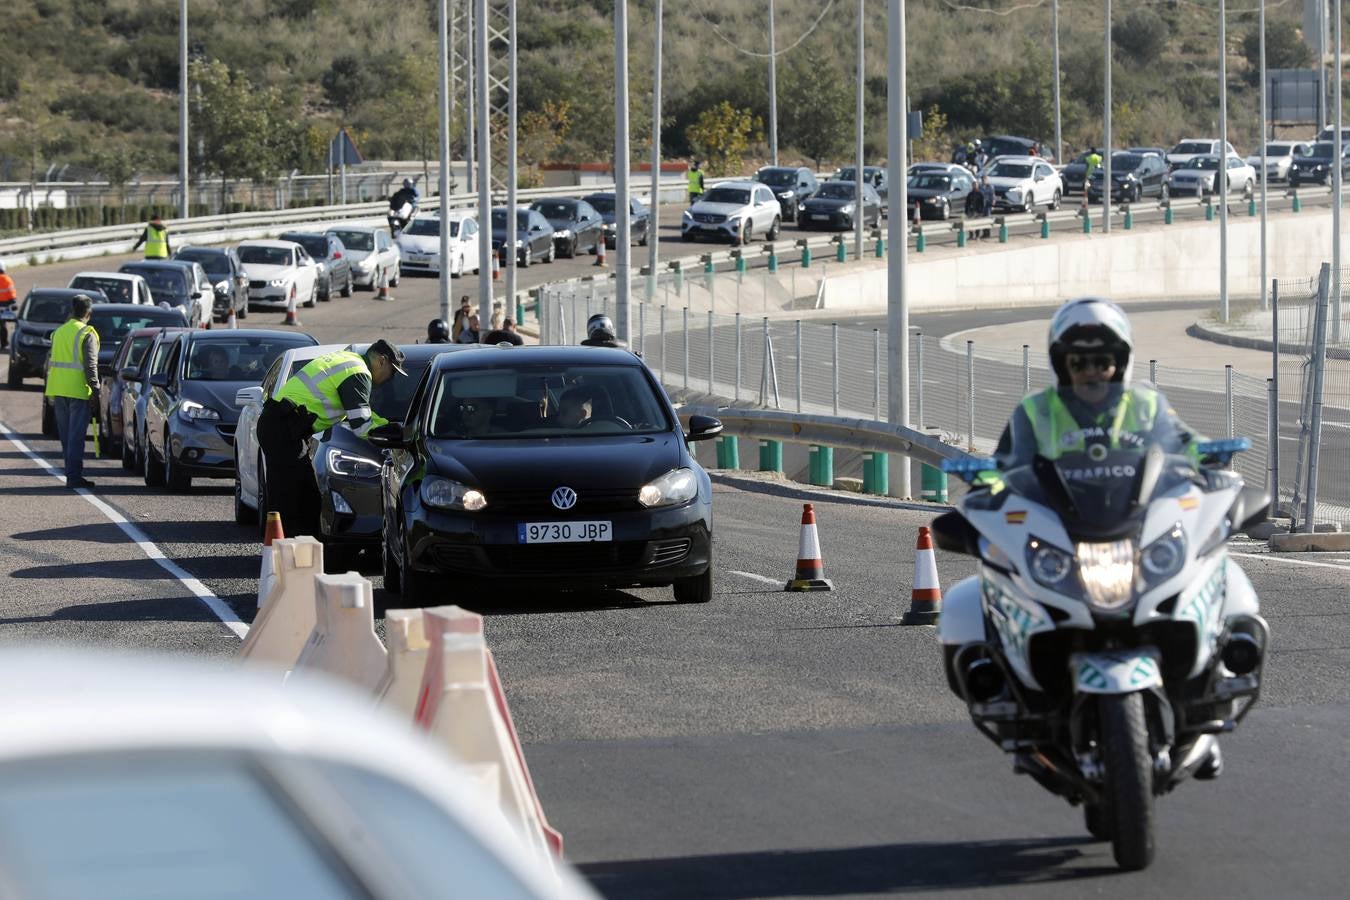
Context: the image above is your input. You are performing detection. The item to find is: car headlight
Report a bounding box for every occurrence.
[1141,525,1188,579]
[682,210,693,220]
[839,204,855,214]
[1075,539,1136,612]
[1006,189,1022,201]
[214,280,230,293]
[178,399,220,422]
[1027,537,1073,588]
[326,447,381,479]
[781,190,794,200]
[354,259,372,271]
[638,467,699,508]
[797,202,806,212]
[554,228,572,239]
[19,333,50,348]
[268,278,287,287]
[924,196,942,204]
[421,475,487,511]
[514,239,524,248]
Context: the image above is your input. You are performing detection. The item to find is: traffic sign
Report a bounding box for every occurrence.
[329,127,363,167]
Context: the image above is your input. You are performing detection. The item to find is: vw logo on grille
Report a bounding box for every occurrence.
[550,486,578,510]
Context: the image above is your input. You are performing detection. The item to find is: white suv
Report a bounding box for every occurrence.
[682,181,782,245]
[985,156,1063,213]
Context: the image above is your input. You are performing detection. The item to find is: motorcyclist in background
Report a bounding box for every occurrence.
[388,178,419,235]
[580,314,626,349]
[425,318,451,344]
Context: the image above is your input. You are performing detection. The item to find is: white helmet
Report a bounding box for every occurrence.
[1048,297,1133,385]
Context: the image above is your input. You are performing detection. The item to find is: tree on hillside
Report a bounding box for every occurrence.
[190,59,289,211]
[1241,21,1312,82]
[685,102,762,176]
[1114,9,1169,66]
[89,145,139,210]
[778,51,850,169]
[910,106,951,165]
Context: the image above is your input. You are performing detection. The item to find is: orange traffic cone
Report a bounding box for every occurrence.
[226,307,237,329]
[375,266,394,301]
[902,526,942,624]
[912,199,921,228]
[283,286,301,326]
[784,503,832,591]
[594,233,607,267]
[492,249,502,281]
[258,511,285,610]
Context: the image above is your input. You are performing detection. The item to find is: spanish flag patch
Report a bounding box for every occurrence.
[1005,510,1028,524]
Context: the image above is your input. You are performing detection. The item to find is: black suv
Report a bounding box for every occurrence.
[7,288,108,387]
[1087,151,1170,202]
[173,246,249,323]
[753,166,819,223]
[279,231,352,301]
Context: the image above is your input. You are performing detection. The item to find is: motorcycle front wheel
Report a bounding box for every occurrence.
[1100,692,1156,871]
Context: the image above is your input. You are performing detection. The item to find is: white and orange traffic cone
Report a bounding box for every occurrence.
[283,286,301,326]
[258,511,285,610]
[902,526,942,624]
[226,307,237,329]
[376,266,394,301]
[492,249,502,281]
[784,503,832,592]
[594,233,607,268]
[912,199,922,228]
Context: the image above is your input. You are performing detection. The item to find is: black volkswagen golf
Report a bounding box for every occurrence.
[372,346,723,604]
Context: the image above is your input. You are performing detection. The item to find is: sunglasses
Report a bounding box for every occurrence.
[456,401,481,413]
[1067,354,1117,373]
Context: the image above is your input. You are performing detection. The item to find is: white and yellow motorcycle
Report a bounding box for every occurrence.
[933,415,1269,871]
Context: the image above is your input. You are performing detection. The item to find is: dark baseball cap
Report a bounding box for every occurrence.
[368,339,407,376]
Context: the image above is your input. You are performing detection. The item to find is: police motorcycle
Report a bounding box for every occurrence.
[931,390,1270,871]
[387,200,414,238]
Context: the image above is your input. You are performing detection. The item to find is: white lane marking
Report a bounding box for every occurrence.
[1230,551,1350,572]
[0,422,247,639]
[730,570,783,587]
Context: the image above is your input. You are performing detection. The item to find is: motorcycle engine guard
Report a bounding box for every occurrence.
[1070,650,1163,694]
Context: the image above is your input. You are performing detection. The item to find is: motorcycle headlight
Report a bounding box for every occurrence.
[1141,525,1187,579]
[268,278,287,287]
[638,467,699,508]
[178,399,220,422]
[1027,537,1073,587]
[326,447,380,479]
[421,475,487,512]
[1075,539,1136,611]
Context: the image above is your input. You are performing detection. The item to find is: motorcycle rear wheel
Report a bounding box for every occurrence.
[1100,692,1156,871]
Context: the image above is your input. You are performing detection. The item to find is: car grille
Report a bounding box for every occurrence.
[481,541,648,573]
[486,487,639,515]
[249,280,266,289]
[993,186,1010,197]
[649,538,692,566]
[693,213,726,224]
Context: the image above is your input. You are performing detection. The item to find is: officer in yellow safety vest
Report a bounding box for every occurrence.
[687,160,705,203]
[994,297,1202,470]
[255,339,406,535]
[132,214,171,259]
[43,294,101,489]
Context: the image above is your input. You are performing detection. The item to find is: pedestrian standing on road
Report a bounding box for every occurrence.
[256,340,406,536]
[978,175,996,239]
[457,314,481,344]
[0,260,16,350]
[688,161,705,204]
[43,294,100,489]
[1084,148,1103,187]
[131,214,171,259]
[451,295,473,338]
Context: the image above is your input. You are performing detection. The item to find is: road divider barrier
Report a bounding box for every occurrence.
[785,503,833,592]
[414,605,564,869]
[258,511,285,608]
[377,607,430,716]
[291,572,388,693]
[902,526,943,625]
[239,536,324,669]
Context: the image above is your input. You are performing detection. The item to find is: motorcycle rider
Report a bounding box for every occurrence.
[388,178,419,234]
[580,313,627,348]
[425,318,451,344]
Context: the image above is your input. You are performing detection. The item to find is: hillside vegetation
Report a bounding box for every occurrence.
[0,0,1336,187]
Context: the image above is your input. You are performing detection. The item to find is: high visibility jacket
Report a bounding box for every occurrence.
[687,169,702,194]
[44,319,98,400]
[275,350,387,436]
[143,223,169,258]
[0,274,16,305]
[1019,385,1158,458]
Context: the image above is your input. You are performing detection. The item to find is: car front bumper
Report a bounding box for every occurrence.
[399,252,440,273]
[319,475,384,547]
[681,220,739,241]
[798,210,854,230]
[167,419,237,478]
[8,342,49,377]
[247,286,292,307]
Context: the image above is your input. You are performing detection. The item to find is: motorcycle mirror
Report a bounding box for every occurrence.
[1132,444,1166,509]
[931,510,980,556]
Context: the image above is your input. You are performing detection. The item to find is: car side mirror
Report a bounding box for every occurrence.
[120,365,141,382]
[366,428,408,450]
[684,414,723,442]
[234,385,264,407]
[191,291,203,300]
[148,372,169,389]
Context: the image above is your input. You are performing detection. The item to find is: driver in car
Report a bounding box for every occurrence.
[556,388,594,429]
[994,297,1202,471]
[194,345,233,380]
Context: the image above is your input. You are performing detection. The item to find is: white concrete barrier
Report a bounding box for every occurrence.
[238,537,323,669]
[376,607,430,716]
[415,605,563,867]
[291,573,388,693]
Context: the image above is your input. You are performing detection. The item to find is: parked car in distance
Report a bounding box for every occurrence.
[237,240,321,310]
[141,329,318,492]
[118,260,212,329]
[278,231,352,301]
[393,214,482,277]
[373,345,722,604]
[581,193,651,249]
[798,181,882,230]
[833,166,888,208]
[173,246,249,322]
[1287,141,1350,186]
[981,135,1056,164]
[324,224,401,290]
[753,166,819,222]
[906,165,976,220]
[7,287,108,387]
[1166,154,1257,196]
[233,343,344,528]
[1086,151,1170,203]
[1059,149,1117,196]
[1246,141,1311,183]
[67,272,152,306]
[491,207,557,268]
[120,326,192,473]
[1315,125,1350,143]
[94,313,190,457]
[528,199,604,258]
[1166,138,1238,171]
[985,156,1063,212]
[1126,146,1170,159]
[681,181,782,244]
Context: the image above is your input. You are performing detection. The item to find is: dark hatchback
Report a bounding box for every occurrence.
[490,207,557,267]
[117,260,208,329]
[907,167,976,220]
[581,193,651,249]
[798,181,882,230]
[981,134,1056,164]
[279,231,352,301]
[1288,141,1350,186]
[173,246,249,322]
[308,343,474,570]
[141,329,318,491]
[528,199,604,258]
[753,166,820,222]
[6,288,107,387]
[1087,151,1169,202]
[98,322,188,459]
[373,346,723,604]
[1059,149,1115,195]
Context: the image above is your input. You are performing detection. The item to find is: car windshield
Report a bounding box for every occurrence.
[909,174,952,189]
[532,202,577,219]
[187,336,312,381]
[1182,156,1220,170]
[835,168,859,181]
[984,138,1030,157]
[19,294,76,323]
[1308,142,1336,159]
[1173,142,1213,155]
[282,235,329,258]
[490,210,532,230]
[405,218,452,237]
[238,246,293,267]
[427,364,671,439]
[1111,154,1143,169]
[815,183,857,199]
[175,251,232,277]
[120,267,188,300]
[701,188,750,205]
[70,277,133,303]
[990,163,1033,178]
[328,230,373,252]
[369,357,434,421]
[756,169,796,186]
[1265,143,1294,156]
[90,310,185,353]
[585,195,615,213]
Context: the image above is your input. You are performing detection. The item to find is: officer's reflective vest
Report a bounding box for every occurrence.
[687,169,701,193]
[276,350,383,432]
[1020,386,1158,458]
[44,319,97,400]
[144,223,169,258]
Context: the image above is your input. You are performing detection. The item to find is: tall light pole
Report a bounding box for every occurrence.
[615,0,632,343]
[887,0,910,498]
[1219,0,1230,324]
[769,0,778,166]
[179,0,189,219]
[466,11,476,194]
[1333,0,1342,342]
[1052,0,1062,165]
[437,0,452,323]
[475,0,491,314]
[505,0,518,317]
[1319,0,1328,129]
[855,0,866,260]
[1103,0,1112,233]
[649,0,664,301]
[1259,0,1269,314]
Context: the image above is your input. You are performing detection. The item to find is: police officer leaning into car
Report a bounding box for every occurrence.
[256,339,406,535]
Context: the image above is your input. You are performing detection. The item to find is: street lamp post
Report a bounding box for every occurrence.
[615,0,632,343]
[1052,0,1062,166]
[769,0,778,166]
[179,0,189,219]
[649,0,664,301]
[506,0,518,316]
[855,0,865,260]
[1259,0,1268,314]
[1103,0,1112,233]
[475,0,491,314]
[1334,0,1343,342]
[887,0,910,498]
[438,0,451,322]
